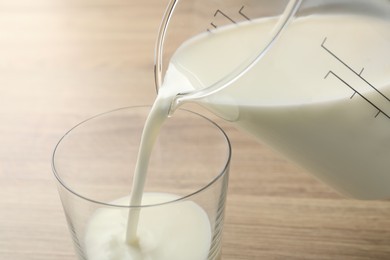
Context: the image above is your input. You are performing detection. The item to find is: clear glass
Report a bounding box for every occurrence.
[52,106,231,260]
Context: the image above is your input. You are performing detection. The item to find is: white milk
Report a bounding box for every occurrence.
[84,81,214,258]
[126,86,178,243]
[85,192,211,260]
[166,14,390,199]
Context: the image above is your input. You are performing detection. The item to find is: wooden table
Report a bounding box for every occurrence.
[1,1,389,259]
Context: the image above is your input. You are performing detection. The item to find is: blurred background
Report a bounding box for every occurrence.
[0,0,166,258]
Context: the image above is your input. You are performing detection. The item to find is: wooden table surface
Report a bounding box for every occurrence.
[1,1,390,259]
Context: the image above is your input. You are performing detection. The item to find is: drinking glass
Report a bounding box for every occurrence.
[52,106,231,260]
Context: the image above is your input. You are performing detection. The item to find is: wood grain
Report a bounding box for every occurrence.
[0,1,389,259]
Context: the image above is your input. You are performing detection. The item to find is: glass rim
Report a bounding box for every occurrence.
[52,105,232,209]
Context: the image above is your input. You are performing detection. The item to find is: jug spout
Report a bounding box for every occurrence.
[168,92,186,116]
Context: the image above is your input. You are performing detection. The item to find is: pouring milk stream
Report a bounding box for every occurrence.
[84,0,390,258]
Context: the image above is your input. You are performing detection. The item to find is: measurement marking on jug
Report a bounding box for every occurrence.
[214,9,236,24]
[324,71,390,119]
[207,6,251,33]
[207,22,218,33]
[321,37,390,102]
[239,6,251,21]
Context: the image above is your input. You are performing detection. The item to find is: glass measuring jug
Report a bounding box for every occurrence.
[154,0,390,200]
